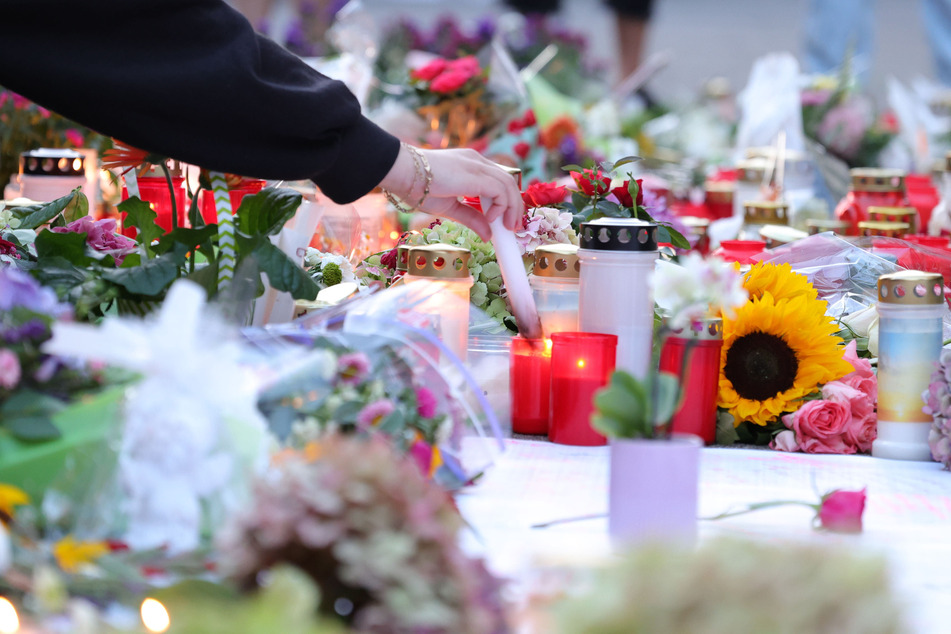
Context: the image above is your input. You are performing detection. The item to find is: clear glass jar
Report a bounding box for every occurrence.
[739,200,788,241]
[529,244,580,337]
[403,244,473,363]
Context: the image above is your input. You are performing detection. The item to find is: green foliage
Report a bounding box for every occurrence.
[10,188,86,230]
[321,262,343,286]
[118,197,164,253]
[592,369,680,439]
[0,390,64,441]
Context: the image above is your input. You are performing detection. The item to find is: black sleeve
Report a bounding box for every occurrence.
[0,0,400,204]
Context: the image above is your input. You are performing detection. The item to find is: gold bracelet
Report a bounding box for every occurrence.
[382,143,433,212]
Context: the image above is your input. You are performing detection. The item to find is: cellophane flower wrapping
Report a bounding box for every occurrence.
[252,280,505,490]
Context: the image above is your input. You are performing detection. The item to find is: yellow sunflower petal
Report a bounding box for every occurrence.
[743,262,818,303]
[719,284,851,427]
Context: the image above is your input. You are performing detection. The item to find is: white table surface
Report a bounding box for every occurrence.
[456,439,951,633]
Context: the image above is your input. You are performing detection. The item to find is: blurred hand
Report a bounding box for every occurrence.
[379,145,523,241]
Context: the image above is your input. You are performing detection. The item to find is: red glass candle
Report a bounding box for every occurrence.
[122,175,187,234]
[197,179,267,226]
[659,319,723,445]
[510,337,551,435]
[549,332,617,446]
[710,239,766,265]
[905,174,939,232]
[835,169,908,235]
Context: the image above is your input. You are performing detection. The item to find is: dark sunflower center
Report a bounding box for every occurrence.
[723,331,799,401]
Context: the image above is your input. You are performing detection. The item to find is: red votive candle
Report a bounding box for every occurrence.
[549,332,617,446]
[198,179,267,225]
[510,337,552,435]
[128,175,187,233]
[658,318,724,445]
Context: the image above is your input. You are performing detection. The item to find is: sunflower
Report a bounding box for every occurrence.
[743,261,818,303]
[719,291,854,426]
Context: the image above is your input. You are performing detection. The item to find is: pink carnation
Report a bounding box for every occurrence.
[337,352,370,386]
[430,69,472,94]
[356,399,395,429]
[52,216,137,265]
[416,386,438,419]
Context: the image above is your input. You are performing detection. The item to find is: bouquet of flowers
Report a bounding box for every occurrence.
[218,433,508,633]
[717,262,876,453]
[0,267,105,440]
[410,55,494,148]
[923,348,951,469]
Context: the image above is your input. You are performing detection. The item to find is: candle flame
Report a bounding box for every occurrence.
[141,598,170,633]
[0,598,19,634]
[577,359,586,369]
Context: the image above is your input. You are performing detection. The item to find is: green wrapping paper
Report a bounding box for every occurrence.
[0,388,124,501]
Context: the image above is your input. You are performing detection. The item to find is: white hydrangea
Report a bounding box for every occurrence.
[303,247,358,284]
[653,252,748,328]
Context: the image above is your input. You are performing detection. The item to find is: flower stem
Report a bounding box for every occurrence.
[160,162,178,233]
[702,500,819,521]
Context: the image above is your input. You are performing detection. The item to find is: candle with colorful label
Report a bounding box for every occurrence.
[549,332,617,446]
[874,271,944,461]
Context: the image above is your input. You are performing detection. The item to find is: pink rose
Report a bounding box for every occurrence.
[0,349,21,389]
[410,58,448,82]
[64,128,85,147]
[817,489,866,533]
[783,399,855,454]
[448,55,480,77]
[430,69,471,94]
[769,429,800,452]
[839,339,877,403]
[821,380,876,452]
[52,216,137,265]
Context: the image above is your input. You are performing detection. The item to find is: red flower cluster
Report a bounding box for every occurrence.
[521,182,568,209]
[411,56,483,94]
[507,109,537,134]
[571,169,611,197]
[0,238,20,259]
[611,179,644,208]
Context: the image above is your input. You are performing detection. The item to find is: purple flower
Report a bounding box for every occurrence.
[0,267,69,317]
[416,386,438,419]
[0,349,21,389]
[33,356,59,383]
[356,399,396,428]
[51,216,137,265]
[2,318,48,344]
[337,352,370,386]
[642,190,690,246]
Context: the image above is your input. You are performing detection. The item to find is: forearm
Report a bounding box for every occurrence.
[0,0,399,203]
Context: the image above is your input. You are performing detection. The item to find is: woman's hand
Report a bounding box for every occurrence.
[379,145,524,241]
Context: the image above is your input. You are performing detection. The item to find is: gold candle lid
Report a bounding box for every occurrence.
[680,216,710,238]
[704,181,734,204]
[850,168,905,193]
[858,221,910,237]
[759,224,807,248]
[533,244,580,279]
[806,218,851,235]
[743,200,789,225]
[406,244,471,279]
[878,270,944,305]
[667,317,723,341]
[736,158,771,184]
[396,243,411,272]
[868,206,917,220]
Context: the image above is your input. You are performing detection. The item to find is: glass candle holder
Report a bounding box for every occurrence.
[578,218,658,379]
[738,200,788,241]
[835,169,908,235]
[510,337,551,435]
[403,244,473,363]
[874,271,945,461]
[549,332,617,446]
[197,178,266,226]
[530,244,580,337]
[17,148,88,203]
[659,318,723,445]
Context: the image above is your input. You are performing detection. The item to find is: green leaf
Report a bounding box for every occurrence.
[12,189,86,230]
[595,200,625,218]
[236,187,302,237]
[62,191,89,223]
[248,241,320,300]
[650,371,681,427]
[33,229,91,266]
[185,261,218,297]
[613,155,642,169]
[101,251,182,296]
[118,197,164,254]
[592,370,652,438]
[154,225,217,256]
[571,191,589,211]
[0,390,63,441]
[657,224,691,250]
[561,163,586,173]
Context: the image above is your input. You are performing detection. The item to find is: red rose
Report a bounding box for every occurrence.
[571,169,611,197]
[411,58,449,82]
[508,119,525,134]
[521,182,568,208]
[380,247,398,270]
[818,489,866,533]
[522,109,536,127]
[514,141,531,160]
[430,69,471,94]
[611,179,644,208]
[448,55,480,77]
